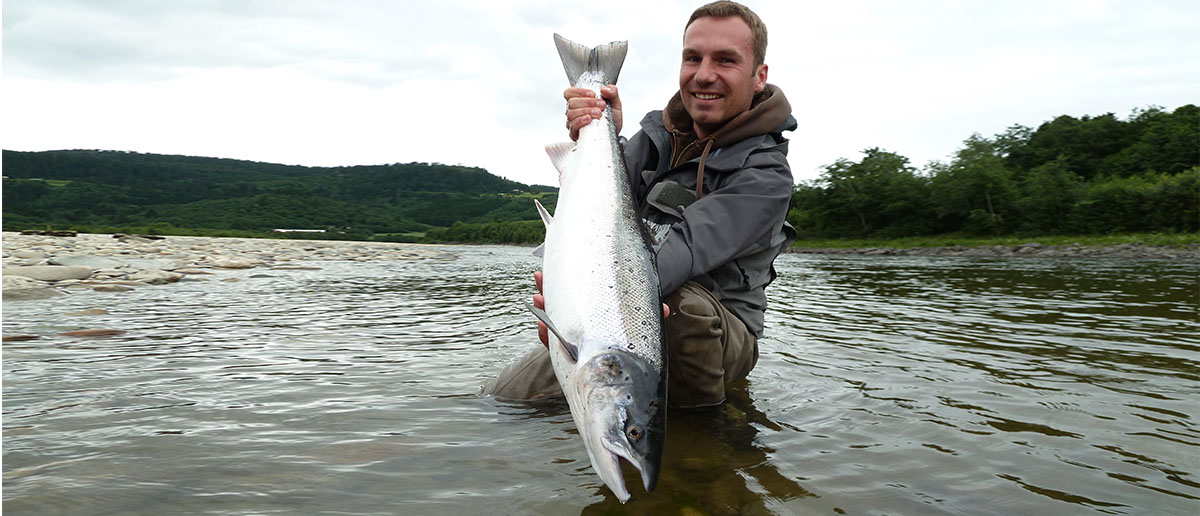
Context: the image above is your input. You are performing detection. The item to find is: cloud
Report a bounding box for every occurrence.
[4,0,1198,186]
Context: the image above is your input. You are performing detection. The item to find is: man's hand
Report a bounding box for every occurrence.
[533,270,670,348]
[564,85,622,141]
[534,271,549,347]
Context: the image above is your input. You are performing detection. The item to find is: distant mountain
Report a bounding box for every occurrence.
[2,150,557,236]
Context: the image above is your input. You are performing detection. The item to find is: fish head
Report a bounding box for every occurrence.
[573,348,666,502]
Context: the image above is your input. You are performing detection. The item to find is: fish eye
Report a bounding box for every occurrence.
[626,424,644,441]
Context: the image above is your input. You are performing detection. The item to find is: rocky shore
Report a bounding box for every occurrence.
[2,232,459,302]
[790,242,1200,259]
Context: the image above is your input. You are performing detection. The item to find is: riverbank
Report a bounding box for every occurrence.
[2,232,459,302]
[789,233,1200,259]
[791,242,1200,259]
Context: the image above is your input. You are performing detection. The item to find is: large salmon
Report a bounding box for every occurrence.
[526,34,667,503]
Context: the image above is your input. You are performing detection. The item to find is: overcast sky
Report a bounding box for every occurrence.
[3,0,1197,186]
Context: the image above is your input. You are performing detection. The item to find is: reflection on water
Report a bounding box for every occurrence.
[3,246,1198,515]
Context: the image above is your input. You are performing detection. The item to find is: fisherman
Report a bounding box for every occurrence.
[484,0,795,408]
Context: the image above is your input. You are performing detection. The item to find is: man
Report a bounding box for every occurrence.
[484,1,796,408]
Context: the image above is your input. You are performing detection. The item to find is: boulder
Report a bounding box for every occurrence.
[3,265,94,282]
[126,270,184,285]
[211,257,260,269]
[49,255,125,269]
[93,285,134,292]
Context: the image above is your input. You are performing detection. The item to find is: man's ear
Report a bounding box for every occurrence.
[754,63,768,92]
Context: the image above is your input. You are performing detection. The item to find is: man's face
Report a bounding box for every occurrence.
[679,15,768,139]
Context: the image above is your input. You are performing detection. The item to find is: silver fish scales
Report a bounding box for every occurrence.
[526,34,667,503]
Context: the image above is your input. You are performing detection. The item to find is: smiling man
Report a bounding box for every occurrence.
[485,1,796,408]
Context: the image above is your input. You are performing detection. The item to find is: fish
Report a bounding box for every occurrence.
[525,33,668,503]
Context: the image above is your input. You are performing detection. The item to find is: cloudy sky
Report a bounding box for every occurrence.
[3,0,1197,186]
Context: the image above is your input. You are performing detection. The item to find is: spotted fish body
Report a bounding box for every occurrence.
[528,34,667,503]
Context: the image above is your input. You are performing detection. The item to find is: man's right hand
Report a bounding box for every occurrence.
[564,85,622,141]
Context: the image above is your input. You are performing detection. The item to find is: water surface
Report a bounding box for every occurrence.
[4,246,1197,515]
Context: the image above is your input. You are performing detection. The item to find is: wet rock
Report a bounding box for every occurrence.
[114,234,155,243]
[48,255,125,269]
[3,287,67,300]
[4,265,94,282]
[11,251,47,260]
[58,329,126,338]
[126,270,184,285]
[175,268,214,275]
[211,257,259,269]
[93,285,134,292]
[124,258,186,270]
[66,309,110,316]
[3,335,40,342]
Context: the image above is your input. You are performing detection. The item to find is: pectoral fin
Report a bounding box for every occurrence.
[525,301,579,363]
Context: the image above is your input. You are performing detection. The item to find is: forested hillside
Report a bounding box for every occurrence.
[3,104,1195,244]
[2,151,556,240]
[789,104,1198,238]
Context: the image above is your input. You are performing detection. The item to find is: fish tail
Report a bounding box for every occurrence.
[553,34,627,86]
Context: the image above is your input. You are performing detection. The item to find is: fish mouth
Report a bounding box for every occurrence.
[574,350,666,503]
[595,439,632,502]
[603,436,659,493]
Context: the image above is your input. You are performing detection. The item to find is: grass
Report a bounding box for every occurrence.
[791,232,1200,250]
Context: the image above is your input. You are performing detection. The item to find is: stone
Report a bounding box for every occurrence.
[211,257,259,269]
[3,335,40,342]
[3,265,94,282]
[123,258,186,271]
[66,309,110,316]
[48,255,125,269]
[125,270,184,285]
[93,285,134,292]
[59,329,126,337]
[3,287,67,300]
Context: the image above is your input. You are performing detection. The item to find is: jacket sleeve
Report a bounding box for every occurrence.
[654,148,793,297]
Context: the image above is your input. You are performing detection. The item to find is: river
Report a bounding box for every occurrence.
[3,245,1197,515]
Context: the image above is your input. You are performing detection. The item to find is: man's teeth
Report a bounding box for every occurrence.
[694,93,721,100]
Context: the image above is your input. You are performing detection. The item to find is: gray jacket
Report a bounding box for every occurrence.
[623,84,797,338]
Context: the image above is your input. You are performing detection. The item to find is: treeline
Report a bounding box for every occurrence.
[5,105,1195,246]
[789,104,1198,238]
[422,220,546,245]
[2,150,557,235]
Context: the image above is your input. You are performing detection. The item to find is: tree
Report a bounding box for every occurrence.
[818,148,930,236]
[929,135,1017,234]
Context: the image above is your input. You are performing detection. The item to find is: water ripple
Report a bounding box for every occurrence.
[3,247,1198,514]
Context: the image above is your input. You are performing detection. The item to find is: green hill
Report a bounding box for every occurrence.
[2,150,557,240]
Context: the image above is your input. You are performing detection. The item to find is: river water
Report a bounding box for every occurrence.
[3,245,1197,515]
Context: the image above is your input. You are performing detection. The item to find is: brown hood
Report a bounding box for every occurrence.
[661,84,792,199]
[663,83,793,165]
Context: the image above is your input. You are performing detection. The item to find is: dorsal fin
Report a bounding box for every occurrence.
[544,142,574,185]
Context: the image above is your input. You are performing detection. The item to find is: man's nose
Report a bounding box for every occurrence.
[694,58,718,83]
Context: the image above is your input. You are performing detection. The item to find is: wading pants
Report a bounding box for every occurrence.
[481,281,758,408]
